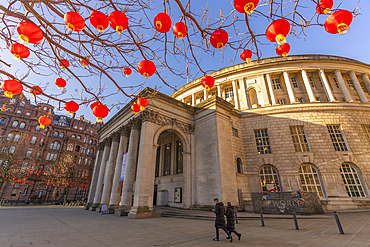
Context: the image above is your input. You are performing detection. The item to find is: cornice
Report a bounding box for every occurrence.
[171,54,370,98]
[239,102,370,118]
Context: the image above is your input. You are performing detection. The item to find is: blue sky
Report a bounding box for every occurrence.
[1,0,368,122]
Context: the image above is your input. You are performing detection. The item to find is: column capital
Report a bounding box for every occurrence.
[98,142,105,151]
[129,117,142,130]
[111,132,121,142]
[103,138,112,147]
[120,126,131,137]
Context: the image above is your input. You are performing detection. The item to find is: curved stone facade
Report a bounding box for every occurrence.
[90,55,370,218]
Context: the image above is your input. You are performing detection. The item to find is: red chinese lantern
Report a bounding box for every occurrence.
[80,57,89,67]
[137,98,148,111]
[123,67,132,77]
[90,101,100,110]
[266,19,290,45]
[154,13,172,33]
[55,78,66,89]
[276,43,291,57]
[234,0,259,14]
[31,86,42,96]
[38,116,51,129]
[90,11,109,32]
[210,29,228,49]
[64,101,79,115]
[1,80,23,98]
[324,10,353,35]
[131,103,140,114]
[10,43,30,60]
[173,22,187,39]
[64,12,85,32]
[108,11,128,34]
[240,49,253,63]
[201,76,215,91]
[59,59,69,69]
[316,0,333,15]
[17,22,43,44]
[92,103,109,123]
[138,60,156,78]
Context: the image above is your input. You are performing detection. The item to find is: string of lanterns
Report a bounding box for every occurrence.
[4,1,355,121]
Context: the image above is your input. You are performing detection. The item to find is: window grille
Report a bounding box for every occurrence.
[290,126,310,152]
[340,164,365,197]
[272,78,282,89]
[299,164,324,197]
[259,166,281,192]
[327,125,349,151]
[254,129,272,155]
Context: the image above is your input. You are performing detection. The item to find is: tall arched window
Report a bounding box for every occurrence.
[55,142,61,150]
[8,133,14,141]
[236,158,243,174]
[0,118,6,125]
[50,143,54,149]
[259,165,281,192]
[340,164,366,198]
[19,122,26,129]
[59,132,64,138]
[77,135,81,139]
[14,134,20,142]
[54,132,59,137]
[12,121,19,128]
[298,164,325,197]
[72,134,76,138]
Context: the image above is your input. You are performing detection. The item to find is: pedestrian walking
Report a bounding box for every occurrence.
[226,202,242,241]
[213,198,232,242]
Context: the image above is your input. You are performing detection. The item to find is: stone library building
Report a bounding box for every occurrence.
[87,55,370,219]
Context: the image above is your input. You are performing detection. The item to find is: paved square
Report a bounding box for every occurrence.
[0,206,369,247]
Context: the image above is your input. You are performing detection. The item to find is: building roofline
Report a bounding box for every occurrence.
[170,54,370,98]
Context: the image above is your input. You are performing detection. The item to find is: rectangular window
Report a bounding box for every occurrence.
[163,143,171,176]
[277,99,286,105]
[232,128,238,137]
[254,129,272,155]
[318,76,323,87]
[347,79,354,90]
[291,77,299,88]
[296,98,304,103]
[290,126,310,152]
[309,77,315,88]
[327,125,349,151]
[155,147,160,177]
[176,140,183,174]
[224,87,234,98]
[31,136,37,144]
[26,148,32,157]
[361,83,367,93]
[272,78,282,90]
[211,91,217,96]
[363,125,370,141]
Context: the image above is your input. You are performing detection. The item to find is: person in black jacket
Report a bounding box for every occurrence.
[225,202,241,241]
[213,198,232,242]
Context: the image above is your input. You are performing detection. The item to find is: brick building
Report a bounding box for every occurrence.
[0,94,101,203]
[87,55,370,219]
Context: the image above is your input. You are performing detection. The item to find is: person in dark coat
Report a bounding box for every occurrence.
[226,202,241,241]
[213,198,232,242]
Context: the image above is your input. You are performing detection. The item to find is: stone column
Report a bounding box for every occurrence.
[232,80,239,109]
[191,94,195,106]
[239,78,249,109]
[91,138,111,211]
[258,74,271,106]
[350,71,369,103]
[361,74,370,96]
[283,71,297,104]
[335,70,352,102]
[108,128,130,213]
[265,74,277,105]
[319,69,336,102]
[116,121,141,216]
[100,133,120,210]
[217,85,221,97]
[183,152,192,209]
[203,89,207,101]
[301,69,316,102]
[128,120,157,219]
[85,143,104,210]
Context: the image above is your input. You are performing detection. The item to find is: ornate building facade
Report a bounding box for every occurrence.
[0,95,101,203]
[87,55,370,218]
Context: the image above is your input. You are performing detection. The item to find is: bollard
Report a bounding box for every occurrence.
[260,209,265,227]
[333,211,344,234]
[235,207,238,224]
[292,210,299,230]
